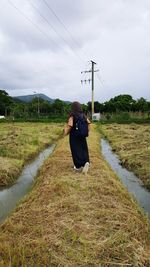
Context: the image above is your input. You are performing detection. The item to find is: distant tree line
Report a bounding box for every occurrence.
[0,90,150,119]
[88,95,150,113]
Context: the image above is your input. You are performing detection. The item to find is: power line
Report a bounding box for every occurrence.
[7,0,106,92]
[96,72,106,90]
[7,0,84,63]
[7,0,58,48]
[41,0,89,61]
[28,0,84,62]
[81,61,91,82]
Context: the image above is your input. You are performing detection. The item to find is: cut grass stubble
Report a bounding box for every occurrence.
[0,122,63,186]
[99,124,150,189]
[0,126,150,266]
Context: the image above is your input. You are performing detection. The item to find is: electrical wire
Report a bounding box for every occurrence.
[7,0,105,90]
[28,0,84,62]
[41,0,89,61]
[81,61,91,83]
[96,72,106,90]
[7,0,58,48]
[7,0,84,63]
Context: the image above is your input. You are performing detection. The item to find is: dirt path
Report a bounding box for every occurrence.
[0,127,150,266]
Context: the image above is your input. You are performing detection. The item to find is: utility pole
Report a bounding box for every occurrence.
[91,60,96,118]
[81,60,99,120]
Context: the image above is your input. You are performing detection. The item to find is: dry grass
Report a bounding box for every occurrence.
[0,122,63,186]
[100,124,150,190]
[0,126,149,266]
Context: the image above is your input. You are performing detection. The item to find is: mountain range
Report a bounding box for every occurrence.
[13,94,71,104]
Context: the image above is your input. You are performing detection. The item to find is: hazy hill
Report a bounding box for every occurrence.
[13,94,55,103]
[13,94,71,104]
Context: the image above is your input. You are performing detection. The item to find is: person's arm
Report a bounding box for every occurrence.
[87,118,91,132]
[63,116,73,136]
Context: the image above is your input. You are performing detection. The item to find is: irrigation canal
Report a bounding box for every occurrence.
[101,138,150,217]
[0,138,149,224]
[0,144,55,223]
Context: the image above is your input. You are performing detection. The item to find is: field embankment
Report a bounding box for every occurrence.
[0,122,63,186]
[99,124,150,190]
[0,127,150,266]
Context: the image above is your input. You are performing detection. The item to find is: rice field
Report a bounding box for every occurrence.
[0,125,149,266]
[99,124,150,190]
[0,122,63,186]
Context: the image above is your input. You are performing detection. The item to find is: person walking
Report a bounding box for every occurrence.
[64,101,90,174]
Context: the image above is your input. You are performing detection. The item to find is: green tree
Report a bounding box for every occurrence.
[82,104,88,114]
[0,90,13,115]
[136,97,147,112]
[52,99,65,114]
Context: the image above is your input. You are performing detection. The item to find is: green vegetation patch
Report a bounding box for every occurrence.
[0,122,63,186]
[100,123,150,189]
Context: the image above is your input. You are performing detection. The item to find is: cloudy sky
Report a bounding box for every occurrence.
[0,0,150,103]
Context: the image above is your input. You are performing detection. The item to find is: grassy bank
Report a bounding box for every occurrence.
[100,112,150,124]
[99,123,150,190]
[0,126,150,266]
[0,122,63,186]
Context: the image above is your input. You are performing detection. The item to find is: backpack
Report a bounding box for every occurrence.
[74,115,88,137]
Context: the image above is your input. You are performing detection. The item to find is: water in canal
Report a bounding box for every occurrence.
[101,138,150,217]
[0,144,55,223]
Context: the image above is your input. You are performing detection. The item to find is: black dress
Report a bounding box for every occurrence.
[69,115,89,168]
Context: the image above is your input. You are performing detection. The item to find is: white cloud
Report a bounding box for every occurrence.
[0,0,150,103]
